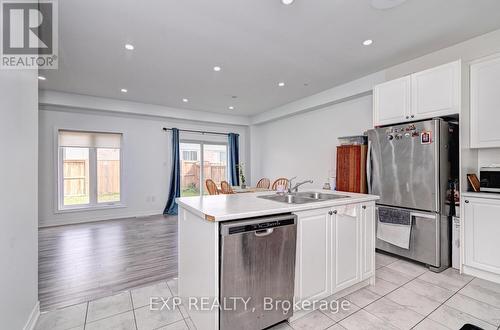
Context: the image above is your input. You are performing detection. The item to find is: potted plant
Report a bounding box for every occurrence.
[238,163,246,189]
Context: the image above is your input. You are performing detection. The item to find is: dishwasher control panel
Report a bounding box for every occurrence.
[220,214,297,236]
[228,218,295,235]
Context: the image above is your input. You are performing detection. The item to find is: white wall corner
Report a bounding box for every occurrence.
[250,71,385,125]
[23,301,40,330]
[39,90,251,126]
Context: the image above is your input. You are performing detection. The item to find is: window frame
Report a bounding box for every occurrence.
[180,139,229,197]
[55,128,125,213]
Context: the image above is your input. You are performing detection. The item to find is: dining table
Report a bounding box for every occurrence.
[231,186,271,194]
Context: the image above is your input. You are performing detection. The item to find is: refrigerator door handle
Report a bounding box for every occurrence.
[410,212,436,219]
[366,140,372,193]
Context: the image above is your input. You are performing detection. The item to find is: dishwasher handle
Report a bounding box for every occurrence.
[255,228,274,237]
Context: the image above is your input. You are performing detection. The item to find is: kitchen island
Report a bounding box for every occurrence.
[177,190,379,330]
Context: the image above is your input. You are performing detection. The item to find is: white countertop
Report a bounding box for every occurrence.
[462,191,500,200]
[176,190,379,222]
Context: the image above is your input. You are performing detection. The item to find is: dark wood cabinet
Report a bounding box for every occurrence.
[336,145,367,194]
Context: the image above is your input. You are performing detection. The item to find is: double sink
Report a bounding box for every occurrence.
[258,191,349,204]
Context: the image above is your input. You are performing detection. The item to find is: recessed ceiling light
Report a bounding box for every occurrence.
[120,88,128,93]
[213,66,222,72]
[278,82,285,87]
[228,106,235,110]
[125,44,134,50]
[38,75,46,81]
[363,39,373,46]
[182,98,189,103]
[281,0,294,5]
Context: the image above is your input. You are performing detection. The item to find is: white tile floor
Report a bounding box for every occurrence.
[35,280,191,330]
[35,252,500,330]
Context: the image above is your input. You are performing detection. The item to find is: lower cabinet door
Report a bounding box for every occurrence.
[332,209,361,292]
[294,208,331,302]
[464,198,500,274]
[361,203,376,280]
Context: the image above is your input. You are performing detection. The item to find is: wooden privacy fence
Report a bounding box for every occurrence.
[63,160,120,196]
[97,160,120,194]
[181,161,227,188]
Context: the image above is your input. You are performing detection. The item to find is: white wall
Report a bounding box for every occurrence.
[251,95,372,188]
[39,107,248,227]
[385,28,500,80]
[0,70,39,329]
[250,28,500,192]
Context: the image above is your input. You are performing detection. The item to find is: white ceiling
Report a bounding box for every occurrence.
[40,0,500,116]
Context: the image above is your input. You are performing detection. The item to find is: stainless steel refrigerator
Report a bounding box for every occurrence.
[367,119,456,272]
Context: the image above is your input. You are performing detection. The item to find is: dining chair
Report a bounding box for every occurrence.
[205,179,220,195]
[272,178,289,190]
[220,181,235,194]
[256,178,271,189]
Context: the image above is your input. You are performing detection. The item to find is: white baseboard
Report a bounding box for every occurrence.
[23,301,40,330]
[463,265,500,284]
[39,209,165,228]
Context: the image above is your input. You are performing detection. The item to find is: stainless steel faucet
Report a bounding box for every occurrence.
[287,176,297,192]
[289,179,314,193]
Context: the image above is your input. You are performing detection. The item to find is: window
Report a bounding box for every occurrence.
[58,130,122,210]
[182,150,198,161]
[180,141,228,197]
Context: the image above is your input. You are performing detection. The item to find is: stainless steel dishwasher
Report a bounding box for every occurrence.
[220,214,297,330]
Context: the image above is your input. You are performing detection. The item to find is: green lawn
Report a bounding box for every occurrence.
[99,193,121,202]
[181,188,201,197]
[64,195,89,205]
[64,193,120,205]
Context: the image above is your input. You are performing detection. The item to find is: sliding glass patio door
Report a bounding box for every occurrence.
[180,141,228,197]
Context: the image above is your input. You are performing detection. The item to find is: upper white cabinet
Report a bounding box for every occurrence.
[411,61,461,119]
[373,60,461,127]
[373,76,411,126]
[470,54,500,148]
[463,196,500,280]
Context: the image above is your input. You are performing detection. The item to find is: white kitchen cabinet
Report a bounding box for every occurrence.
[470,54,500,148]
[331,207,361,292]
[360,203,376,280]
[463,196,500,280]
[411,61,461,120]
[294,201,376,302]
[294,208,331,302]
[373,61,460,127]
[373,76,411,126]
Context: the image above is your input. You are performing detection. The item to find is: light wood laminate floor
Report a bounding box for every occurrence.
[38,215,178,311]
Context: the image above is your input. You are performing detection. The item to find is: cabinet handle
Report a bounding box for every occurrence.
[465,200,469,203]
[411,115,415,118]
[333,210,338,214]
[328,211,333,215]
[362,205,367,210]
[406,116,409,119]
